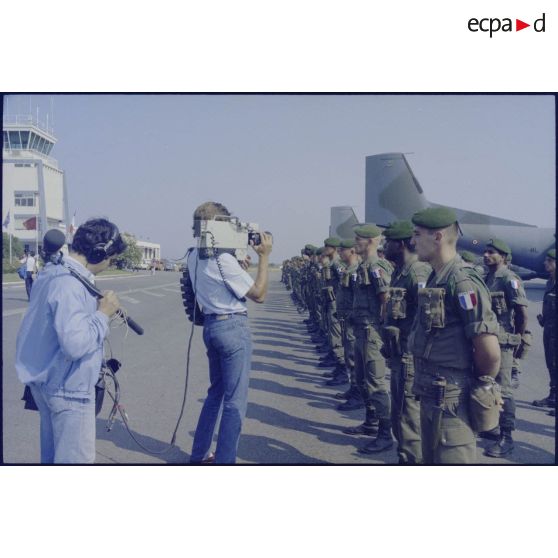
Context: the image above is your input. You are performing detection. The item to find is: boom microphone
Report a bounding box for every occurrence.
[42,229,144,335]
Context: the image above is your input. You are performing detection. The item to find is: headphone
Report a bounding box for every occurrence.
[87,225,125,264]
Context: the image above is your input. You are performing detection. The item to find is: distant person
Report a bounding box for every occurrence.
[20,250,38,300]
[481,239,529,458]
[187,202,272,464]
[532,249,556,411]
[15,218,126,463]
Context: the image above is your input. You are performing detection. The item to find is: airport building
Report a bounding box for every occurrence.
[2,114,69,255]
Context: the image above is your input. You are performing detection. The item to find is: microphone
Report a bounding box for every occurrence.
[42,229,144,336]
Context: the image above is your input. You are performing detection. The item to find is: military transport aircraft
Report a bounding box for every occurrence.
[330,152,555,279]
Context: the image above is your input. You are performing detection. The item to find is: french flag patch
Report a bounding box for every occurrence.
[372,268,382,279]
[458,291,477,310]
[418,282,426,289]
[510,279,519,290]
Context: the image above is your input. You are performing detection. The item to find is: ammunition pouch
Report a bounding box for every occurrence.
[381,325,401,359]
[514,330,532,360]
[322,286,336,303]
[497,329,521,347]
[323,266,332,281]
[469,375,503,432]
[490,291,508,316]
[418,288,445,332]
[180,268,205,326]
[358,264,371,286]
[341,271,350,288]
[387,287,407,320]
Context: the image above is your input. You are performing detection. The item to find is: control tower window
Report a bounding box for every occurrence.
[20,131,30,149]
[37,136,45,153]
[3,131,8,149]
[30,133,40,150]
[8,131,22,149]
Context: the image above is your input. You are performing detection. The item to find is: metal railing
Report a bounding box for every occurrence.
[3,114,54,135]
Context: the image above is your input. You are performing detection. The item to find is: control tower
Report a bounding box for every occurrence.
[2,113,70,254]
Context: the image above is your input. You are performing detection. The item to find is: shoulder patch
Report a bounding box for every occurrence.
[510,279,519,290]
[418,281,426,289]
[458,290,478,310]
[372,268,382,279]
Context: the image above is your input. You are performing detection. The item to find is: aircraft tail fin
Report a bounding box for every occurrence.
[365,153,429,227]
[330,206,361,239]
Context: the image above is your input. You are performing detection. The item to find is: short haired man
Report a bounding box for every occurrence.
[409,207,500,464]
[343,224,393,455]
[383,220,432,464]
[188,202,272,464]
[482,239,529,457]
[15,218,124,463]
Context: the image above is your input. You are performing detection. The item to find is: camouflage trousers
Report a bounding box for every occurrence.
[414,361,477,464]
[340,318,356,387]
[496,346,516,431]
[325,303,344,362]
[389,352,422,464]
[354,325,390,421]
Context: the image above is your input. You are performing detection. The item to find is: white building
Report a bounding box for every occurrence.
[2,115,69,254]
[136,239,161,268]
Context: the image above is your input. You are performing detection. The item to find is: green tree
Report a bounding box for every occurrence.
[112,233,142,269]
[3,232,24,260]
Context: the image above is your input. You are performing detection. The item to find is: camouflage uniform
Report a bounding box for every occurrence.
[409,208,499,464]
[384,249,431,464]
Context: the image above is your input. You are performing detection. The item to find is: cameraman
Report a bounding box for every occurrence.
[15,218,125,464]
[188,202,272,464]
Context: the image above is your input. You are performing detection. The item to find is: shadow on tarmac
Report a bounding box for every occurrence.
[95,418,190,464]
[237,433,324,464]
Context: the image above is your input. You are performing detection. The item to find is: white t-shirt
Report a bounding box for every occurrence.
[21,255,36,272]
[187,249,255,315]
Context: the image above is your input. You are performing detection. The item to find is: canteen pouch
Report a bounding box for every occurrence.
[381,325,401,359]
[388,287,407,320]
[469,375,504,433]
[490,291,508,316]
[514,330,532,360]
[418,288,445,332]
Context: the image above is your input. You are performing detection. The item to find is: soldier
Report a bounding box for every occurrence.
[383,221,432,464]
[342,224,394,454]
[481,239,529,457]
[459,250,485,275]
[532,248,556,412]
[335,239,364,410]
[409,207,501,464]
[320,237,347,385]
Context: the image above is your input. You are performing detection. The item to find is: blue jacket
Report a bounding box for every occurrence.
[15,256,109,398]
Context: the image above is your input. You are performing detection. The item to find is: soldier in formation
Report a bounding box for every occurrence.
[281,208,554,464]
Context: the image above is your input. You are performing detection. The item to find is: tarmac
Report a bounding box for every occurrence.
[2,270,555,464]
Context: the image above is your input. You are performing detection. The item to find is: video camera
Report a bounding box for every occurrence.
[193,215,266,262]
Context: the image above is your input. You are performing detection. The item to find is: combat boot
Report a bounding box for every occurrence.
[334,387,355,400]
[532,388,556,408]
[358,420,394,454]
[478,427,500,441]
[485,429,514,458]
[337,396,364,411]
[510,369,520,389]
[326,366,349,386]
[343,409,378,435]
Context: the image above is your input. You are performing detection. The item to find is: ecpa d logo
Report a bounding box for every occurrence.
[468,13,546,37]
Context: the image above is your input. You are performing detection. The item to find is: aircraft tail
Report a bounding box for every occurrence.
[365,153,429,227]
[330,206,361,239]
[365,152,535,228]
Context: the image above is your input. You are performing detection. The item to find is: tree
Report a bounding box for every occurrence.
[3,232,24,260]
[112,233,142,269]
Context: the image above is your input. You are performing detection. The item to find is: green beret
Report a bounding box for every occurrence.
[486,238,512,256]
[324,237,341,248]
[304,244,315,251]
[459,250,477,263]
[547,248,556,260]
[383,220,414,240]
[340,239,355,249]
[316,247,324,255]
[354,223,382,239]
[411,207,458,229]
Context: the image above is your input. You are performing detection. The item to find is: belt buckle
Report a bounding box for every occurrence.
[216,314,230,321]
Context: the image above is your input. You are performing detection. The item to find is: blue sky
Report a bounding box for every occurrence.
[5,94,555,262]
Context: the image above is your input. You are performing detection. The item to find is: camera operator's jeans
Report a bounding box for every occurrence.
[191,314,252,464]
[30,384,96,464]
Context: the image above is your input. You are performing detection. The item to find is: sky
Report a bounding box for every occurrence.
[4,94,556,263]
